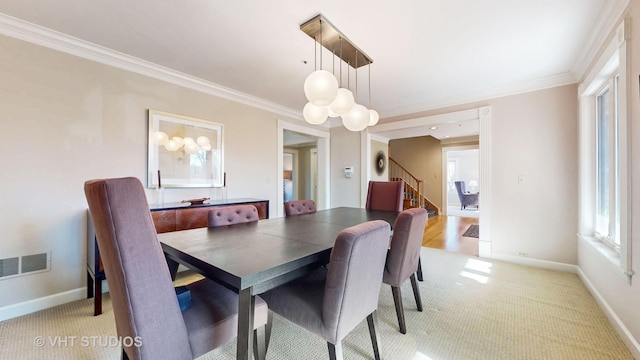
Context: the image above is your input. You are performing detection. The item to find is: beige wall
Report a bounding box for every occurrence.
[0,34,295,308]
[330,127,361,207]
[389,136,443,209]
[296,145,314,200]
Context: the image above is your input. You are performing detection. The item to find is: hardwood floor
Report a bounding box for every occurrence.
[422,215,479,256]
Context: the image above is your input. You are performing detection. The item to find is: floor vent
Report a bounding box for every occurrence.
[0,252,50,280]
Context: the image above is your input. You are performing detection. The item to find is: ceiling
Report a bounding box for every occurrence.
[0,0,621,139]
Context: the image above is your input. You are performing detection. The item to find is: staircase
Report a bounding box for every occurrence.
[389,157,439,217]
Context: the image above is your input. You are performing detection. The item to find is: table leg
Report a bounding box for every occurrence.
[165,256,180,281]
[237,288,255,360]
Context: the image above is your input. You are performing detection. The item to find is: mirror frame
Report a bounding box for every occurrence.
[147,109,224,188]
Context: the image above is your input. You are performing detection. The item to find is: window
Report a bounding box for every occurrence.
[579,20,630,278]
[594,77,620,251]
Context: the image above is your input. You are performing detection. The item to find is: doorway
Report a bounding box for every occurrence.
[283,129,319,207]
[444,148,480,218]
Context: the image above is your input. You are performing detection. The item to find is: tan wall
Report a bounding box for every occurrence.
[0,34,296,308]
[296,145,314,199]
[330,127,361,207]
[389,136,443,209]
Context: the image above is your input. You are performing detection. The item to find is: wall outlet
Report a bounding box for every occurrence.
[517,251,528,257]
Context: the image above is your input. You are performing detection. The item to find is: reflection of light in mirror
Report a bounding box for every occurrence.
[464,259,492,274]
[460,271,488,284]
[412,351,435,360]
[197,136,210,146]
[152,131,168,145]
[164,139,180,151]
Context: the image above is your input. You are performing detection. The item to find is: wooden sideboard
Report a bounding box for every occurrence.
[87,198,269,316]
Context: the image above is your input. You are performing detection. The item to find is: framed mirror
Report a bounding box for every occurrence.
[148,110,224,188]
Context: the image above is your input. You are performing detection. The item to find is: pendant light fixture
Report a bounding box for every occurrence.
[300,14,378,131]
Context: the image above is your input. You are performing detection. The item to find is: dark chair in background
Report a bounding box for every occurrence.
[454,181,479,210]
[284,199,317,216]
[208,204,259,227]
[260,220,391,360]
[383,208,429,334]
[365,180,404,211]
[84,177,269,360]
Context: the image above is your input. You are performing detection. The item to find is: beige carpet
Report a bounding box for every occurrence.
[0,248,633,360]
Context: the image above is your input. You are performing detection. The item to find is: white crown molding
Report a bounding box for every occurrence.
[380,72,576,119]
[572,0,631,82]
[0,13,303,121]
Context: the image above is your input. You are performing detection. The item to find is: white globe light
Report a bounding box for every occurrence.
[303,102,329,125]
[172,137,184,146]
[342,104,370,131]
[368,109,380,126]
[202,144,212,151]
[152,131,169,145]
[304,70,339,106]
[327,107,340,118]
[164,139,180,151]
[196,136,210,146]
[329,88,355,115]
[184,142,200,154]
[183,137,195,146]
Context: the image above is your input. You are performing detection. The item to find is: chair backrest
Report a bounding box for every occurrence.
[384,208,429,287]
[208,204,259,227]
[322,220,391,343]
[84,177,192,360]
[365,180,404,211]
[284,199,317,216]
[454,181,466,195]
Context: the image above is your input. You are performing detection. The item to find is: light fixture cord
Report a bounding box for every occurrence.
[355,50,359,101]
[319,19,323,70]
[339,37,343,87]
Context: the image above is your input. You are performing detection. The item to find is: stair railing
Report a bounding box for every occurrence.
[389,157,440,215]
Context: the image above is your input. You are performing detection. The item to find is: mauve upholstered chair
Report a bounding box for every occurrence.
[284,199,317,216]
[84,177,268,360]
[454,181,479,210]
[365,180,404,212]
[260,220,391,360]
[208,204,259,227]
[383,207,429,334]
[366,180,425,282]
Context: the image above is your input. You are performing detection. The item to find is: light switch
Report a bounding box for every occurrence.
[517,175,525,184]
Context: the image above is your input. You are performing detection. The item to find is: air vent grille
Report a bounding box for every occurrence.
[0,252,50,280]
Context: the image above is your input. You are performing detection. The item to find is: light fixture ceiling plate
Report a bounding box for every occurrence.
[300,14,372,68]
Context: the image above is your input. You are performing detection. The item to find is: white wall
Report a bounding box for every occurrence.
[490,85,579,264]
[0,34,292,310]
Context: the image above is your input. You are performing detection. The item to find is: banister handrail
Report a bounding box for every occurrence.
[389,157,423,183]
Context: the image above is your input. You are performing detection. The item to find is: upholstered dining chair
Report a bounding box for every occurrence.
[284,199,317,216]
[208,204,259,227]
[383,207,429,334]
[260,220,391,360]
[365,180,404,212]
[84,177,269,360]
[365,180,425,282]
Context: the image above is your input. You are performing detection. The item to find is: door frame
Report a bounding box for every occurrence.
[277,120,330,217]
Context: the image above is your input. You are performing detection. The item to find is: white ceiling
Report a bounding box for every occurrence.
[0,0,623,139]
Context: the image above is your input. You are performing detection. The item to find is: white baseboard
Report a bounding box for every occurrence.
[485,252,579,274]
[577,267,640,359]
[0,287,86,322]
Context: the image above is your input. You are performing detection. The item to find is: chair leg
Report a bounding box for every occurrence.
[121,348,130,360]
[391,286,407,334]
[416,257,424,282]
[367,311,384,360]
[328,341,344,360]
[265,311,273,353]
[253,325,267,360]
[410,273,423,312]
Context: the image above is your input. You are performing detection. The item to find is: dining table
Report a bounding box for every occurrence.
[158,206,400,360]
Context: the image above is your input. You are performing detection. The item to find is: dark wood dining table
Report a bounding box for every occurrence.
[158,206,400,360]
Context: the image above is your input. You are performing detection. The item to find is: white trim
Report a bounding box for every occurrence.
[486,253,578,274]
[277,120,330,217]
[572,0,631,81]
[360,131,369,208]
[380,74,575,118]
[0,287,85,322]
[577,267,640,359]
[478,106,492,257]
[0,13,302,120]
[371,109,479,136]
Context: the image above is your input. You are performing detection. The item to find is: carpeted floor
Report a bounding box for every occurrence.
[0,248,633,360]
